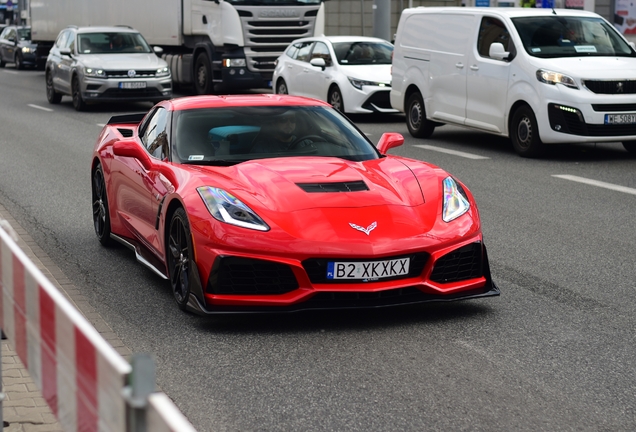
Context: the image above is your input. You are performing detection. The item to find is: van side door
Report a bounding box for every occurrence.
[465,16,513,133]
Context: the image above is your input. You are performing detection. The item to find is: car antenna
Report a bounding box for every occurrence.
[552,5,557,14]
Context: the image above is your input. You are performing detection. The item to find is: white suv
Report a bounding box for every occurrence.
[45,26,172,111]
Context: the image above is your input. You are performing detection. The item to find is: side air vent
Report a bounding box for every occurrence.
[117,128,134,137]
[296,181,369,193]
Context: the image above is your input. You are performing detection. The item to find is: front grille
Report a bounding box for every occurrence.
[303,253,429,284]
[296,181,369,193]
[592,104,636,112]
[104,70,158,78]
[117,128,134,137]
[548,104,636,136]
[584,80,636,94]
[362,90,392,111]
[430,243,482,284]
[207,257,299,295]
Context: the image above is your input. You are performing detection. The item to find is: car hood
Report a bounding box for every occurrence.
[532,56,636,79]
[78,53,167,69]
[338,64,392,83]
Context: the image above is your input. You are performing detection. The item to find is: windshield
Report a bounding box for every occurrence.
[17,28,31,40]
[173,106,379,165]
[224,0,321,4]
[512,16,635,58]
[332,41,393,65]
[77,32,152,54]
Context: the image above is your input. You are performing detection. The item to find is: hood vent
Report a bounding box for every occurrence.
[296,181,369,193]
[117,128,134,138]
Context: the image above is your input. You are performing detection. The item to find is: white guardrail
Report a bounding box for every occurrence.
[0,220,197,432]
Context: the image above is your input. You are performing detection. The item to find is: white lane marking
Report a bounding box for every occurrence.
[2,70,19,75]
[413,144,490,160]
[28,104,53,112]
[553,175,636,196]
[97,123,106,127]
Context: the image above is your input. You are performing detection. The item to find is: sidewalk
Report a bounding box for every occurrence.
[0,203,133,431]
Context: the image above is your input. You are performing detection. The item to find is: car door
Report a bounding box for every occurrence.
[465,16,513,133]
[303,41,334,101]
[0,27,16,63]
[288,41,314,97]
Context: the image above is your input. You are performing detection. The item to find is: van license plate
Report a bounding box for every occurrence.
[605,114,636,125]
[326,258,410,280]
[119,81,147,89]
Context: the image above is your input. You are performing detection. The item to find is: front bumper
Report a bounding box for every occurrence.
[344,86,400,114]
[81,76,173,103]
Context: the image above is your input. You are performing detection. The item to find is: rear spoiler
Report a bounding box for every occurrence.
[107,113,146,125]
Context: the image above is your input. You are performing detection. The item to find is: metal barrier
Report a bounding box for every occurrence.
[0,220,197,432]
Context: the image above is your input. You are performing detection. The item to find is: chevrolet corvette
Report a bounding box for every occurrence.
[91,95,499,314]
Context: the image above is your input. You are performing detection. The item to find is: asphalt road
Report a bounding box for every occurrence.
[1,67,636,431]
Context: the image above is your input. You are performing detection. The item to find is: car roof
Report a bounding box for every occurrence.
[402,6,601,19]
[291,35,392,45]
[166,94,332,111]
[72,26,141,34]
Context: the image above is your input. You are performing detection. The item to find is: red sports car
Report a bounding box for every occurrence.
[91,95,499,314]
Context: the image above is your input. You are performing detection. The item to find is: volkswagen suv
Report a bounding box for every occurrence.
[45,25,172,111]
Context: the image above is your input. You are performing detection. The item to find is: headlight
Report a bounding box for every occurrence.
[197,187,270,231]
[21,47,33,53]
[536,69,578,89]
[347,77,389,90]
[156,66,170,77]
[84,67,106,78]
[222,58,246,68]
[442,177,470,223]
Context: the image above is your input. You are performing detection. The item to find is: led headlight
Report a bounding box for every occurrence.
[348,77,388,90]
[156,66,170,77]
[21,47,33,53]
[222,58,246,68]
[197,187,270,231]
[442,177,470,223]
[84,67,106,78]
[536,69,578,89]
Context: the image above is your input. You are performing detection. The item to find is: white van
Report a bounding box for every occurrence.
[390,7,636,157]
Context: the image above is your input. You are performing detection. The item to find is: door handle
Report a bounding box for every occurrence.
[470,65,479,71]
[455,62,464,69]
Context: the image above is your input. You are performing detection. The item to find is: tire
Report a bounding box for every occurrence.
[167,208,196,311]
[0,55,5,68]
[46,70,62,104]
[276,79,288,95]
[328,86,345,113]
[15,53,24,70]
[194,52,214,95]
[72,76,87,111]
[92,164,113,247]
[406,92,435,138]
[622,141,636,154]
[510,105,545,158]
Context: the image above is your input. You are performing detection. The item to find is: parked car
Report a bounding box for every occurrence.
[391,7,636,157]
[91,95,499,313]
[273,36,398,115]
[45,25,172,111]
[0,25,46,70]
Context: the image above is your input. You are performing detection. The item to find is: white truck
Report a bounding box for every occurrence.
[30,0,327,94]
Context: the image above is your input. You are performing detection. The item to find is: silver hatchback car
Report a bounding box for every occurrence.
[45,26,172,111]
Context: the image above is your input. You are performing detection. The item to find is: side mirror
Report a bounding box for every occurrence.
[59,47,72,57]
[8,37,15,43]
[489,42,509,61]
[153,46,164,55]
[376,132,404,154]
[113,140,154,170]
[310,57,326,70]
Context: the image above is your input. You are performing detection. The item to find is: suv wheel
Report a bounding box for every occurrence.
[46,70,62,104]
[72,76,87,111]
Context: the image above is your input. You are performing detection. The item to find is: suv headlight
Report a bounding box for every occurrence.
[442,177,470,223]
[84,67,106,78]
[348,77,389,90]
[156,66,170,77]
[197,187,270,231]
[536,69,578,89]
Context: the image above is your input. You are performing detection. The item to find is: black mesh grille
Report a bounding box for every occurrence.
[430,243,482,284]
[592,103,636,112]
[362,90,392,110]
[296,181,369,193]
[117,128,134,137]
[207,257,298,295]
[303,253,428,284]
[584,80,636,94]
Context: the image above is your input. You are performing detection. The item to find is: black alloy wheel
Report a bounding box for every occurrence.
[92,164,113,246]
[194,52,214,95]
[72,76,87,111]
[15,52,24,70]
[46,70,62,104]
[510,105,545,158]
[406,92,435,138]
[168,208,195,310]
[328,86,345,113]
[276,79,288,95]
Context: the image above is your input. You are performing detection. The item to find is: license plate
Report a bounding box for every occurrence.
[326,258,410,280]
[605,114,636,125]
[119,81,147,89]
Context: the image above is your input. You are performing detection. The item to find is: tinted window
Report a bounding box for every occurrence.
[17,28,30,40]
[310,42,333,66]
[332,41,393,65]
[295,42,313,62]
[478,17,511,58]
[142,107,170,160]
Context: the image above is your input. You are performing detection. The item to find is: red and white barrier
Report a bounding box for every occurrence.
[0,222,196,432]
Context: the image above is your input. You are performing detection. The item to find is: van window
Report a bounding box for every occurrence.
[512,16,634,58]
[477,17,511,58]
